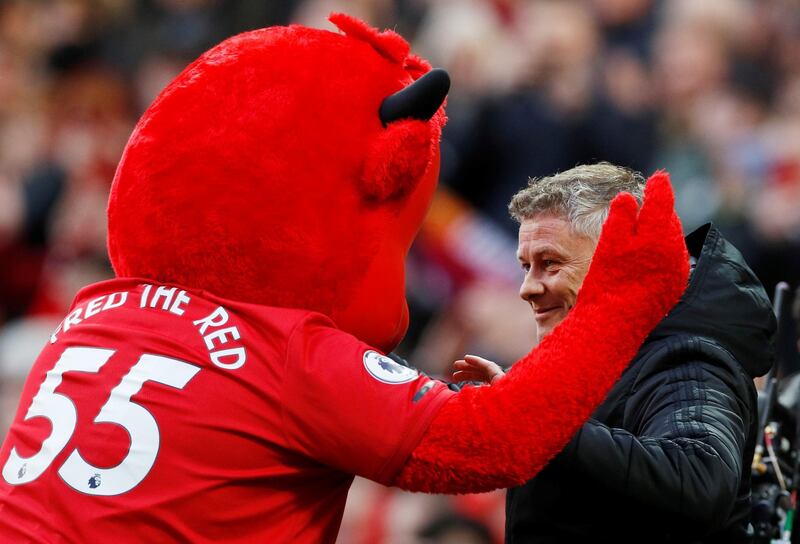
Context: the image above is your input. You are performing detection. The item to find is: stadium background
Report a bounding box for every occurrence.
[0,0,799,542]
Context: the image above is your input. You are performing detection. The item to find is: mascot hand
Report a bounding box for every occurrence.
[578,171,689,328]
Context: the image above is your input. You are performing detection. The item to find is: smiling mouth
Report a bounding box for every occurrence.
[534,307,561,320]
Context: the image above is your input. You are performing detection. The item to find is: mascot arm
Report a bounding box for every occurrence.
[393,173,689,493]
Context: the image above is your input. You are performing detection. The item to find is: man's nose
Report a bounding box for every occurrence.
[520,273,545,302]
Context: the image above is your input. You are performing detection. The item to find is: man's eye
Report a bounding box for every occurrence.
[521,263,531,273]
[543,260,557,268]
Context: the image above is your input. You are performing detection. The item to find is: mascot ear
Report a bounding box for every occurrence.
[360,119,433,201]
[360,69,449,201]
[329,12,409,63]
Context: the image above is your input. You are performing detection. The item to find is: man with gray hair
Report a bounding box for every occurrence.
[454,163,775,542]
[511,163,646,342]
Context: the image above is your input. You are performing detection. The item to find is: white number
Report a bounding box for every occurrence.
[59,354,199,495]
[2,347,113,484]
[2,347,200,496]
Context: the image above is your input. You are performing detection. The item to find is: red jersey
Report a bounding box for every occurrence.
[0,279,453,543]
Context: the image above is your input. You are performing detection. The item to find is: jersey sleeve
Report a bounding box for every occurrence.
[280,314,455,485]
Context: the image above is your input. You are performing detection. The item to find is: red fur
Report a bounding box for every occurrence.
[404,54,433,79]
[394,174,689,493]
[329,13,409,64]
[107,14,444,353]
[361,120,433,201]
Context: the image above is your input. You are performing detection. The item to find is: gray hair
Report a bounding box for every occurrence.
[508,162,646,240]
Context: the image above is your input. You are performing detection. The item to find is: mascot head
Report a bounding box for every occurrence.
[107,14,448,353]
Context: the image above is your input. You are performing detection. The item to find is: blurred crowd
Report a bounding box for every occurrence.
[1,0,800,542]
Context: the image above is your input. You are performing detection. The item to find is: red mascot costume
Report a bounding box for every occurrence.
[0,14,688,543]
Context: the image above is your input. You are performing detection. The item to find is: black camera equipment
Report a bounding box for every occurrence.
[752,283,800,544]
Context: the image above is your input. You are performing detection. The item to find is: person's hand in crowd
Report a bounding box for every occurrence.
[452,355,506,385]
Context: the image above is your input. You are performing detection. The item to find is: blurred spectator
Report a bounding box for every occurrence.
[0,317,59,437]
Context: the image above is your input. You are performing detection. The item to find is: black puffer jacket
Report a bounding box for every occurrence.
[506,224,776,544]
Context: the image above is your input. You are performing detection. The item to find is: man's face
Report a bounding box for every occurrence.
[517,214,597,342]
